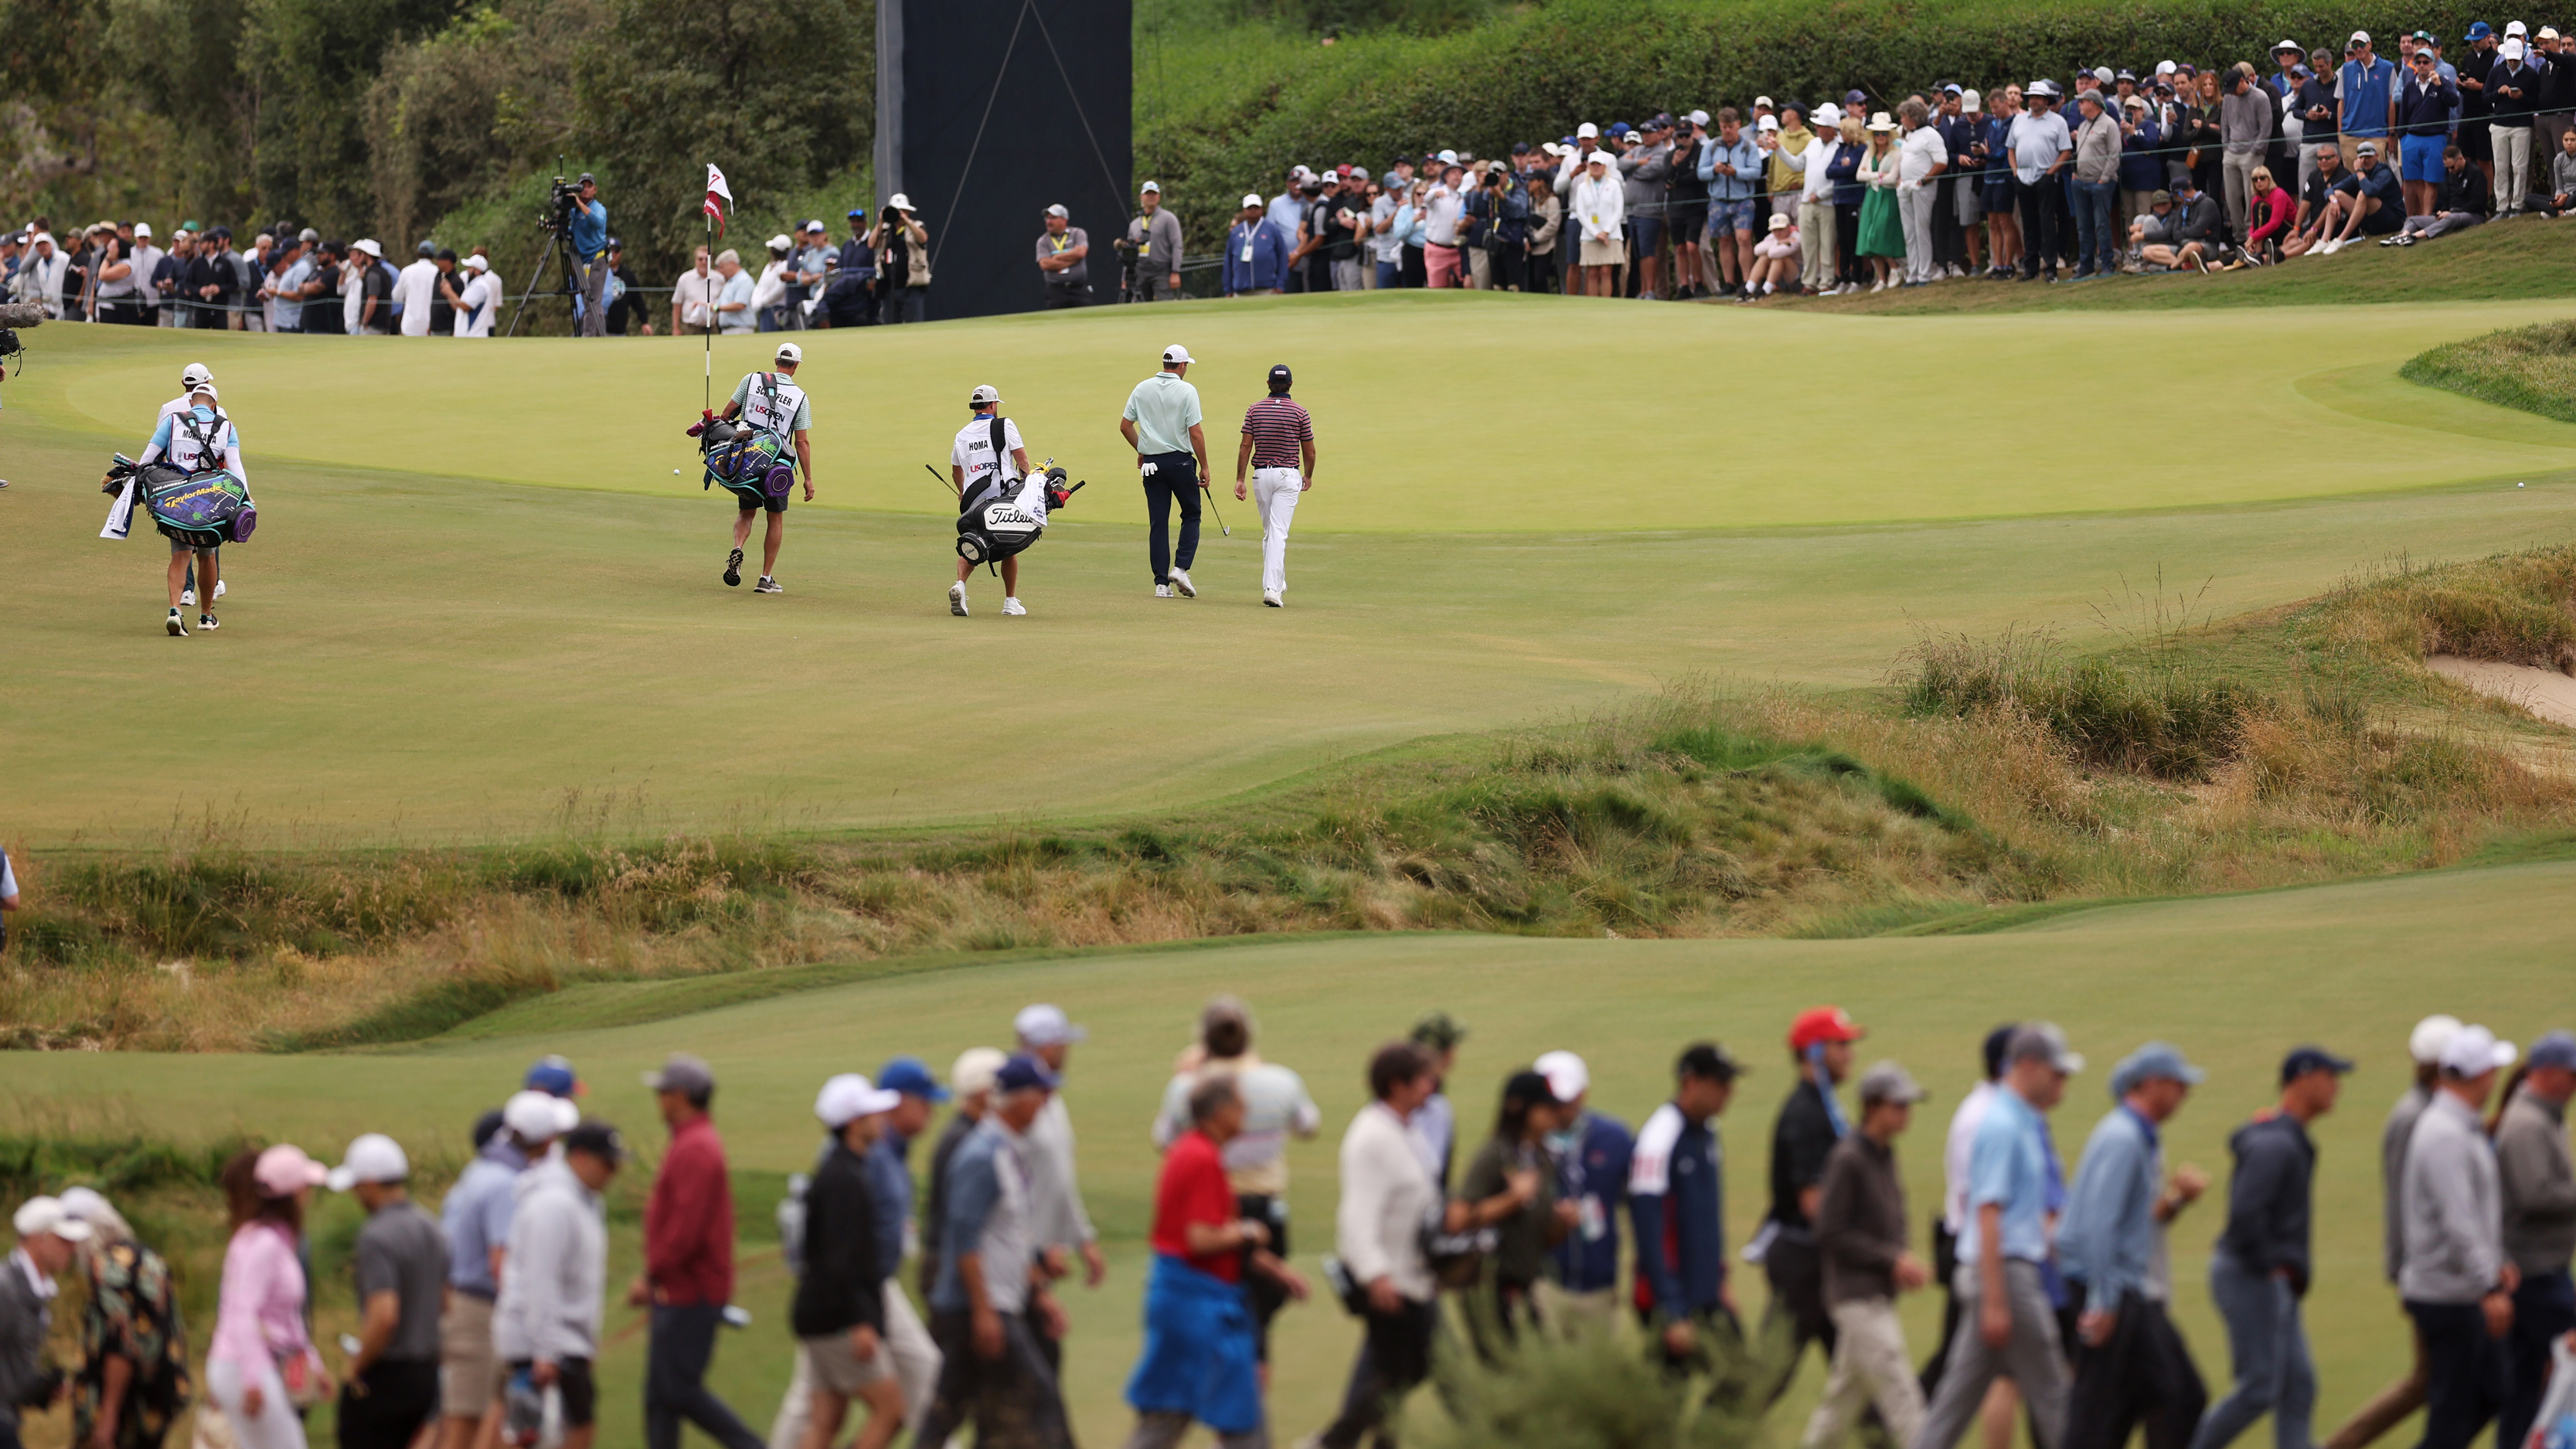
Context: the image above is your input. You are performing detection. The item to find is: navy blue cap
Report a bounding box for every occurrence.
[2527,1030,2576,1071]
[995,1053,1060,1094]
[879,1055,951,1102]
[1267,362,1292,392]
[525,1055,583,1098]
[2281,1046,2357,1084]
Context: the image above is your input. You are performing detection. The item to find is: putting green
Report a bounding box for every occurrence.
[5,859,2566,1445]
[26,294,2576,532]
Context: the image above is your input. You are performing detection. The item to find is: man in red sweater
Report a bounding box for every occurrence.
[632,1053,764,1449]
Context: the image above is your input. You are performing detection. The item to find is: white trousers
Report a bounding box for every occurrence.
[206,1358,307,1449]
[2495,124,2534,213]
[1252,467,1303,596]
[767,1281,944,1449]
[1898,185,1938,282]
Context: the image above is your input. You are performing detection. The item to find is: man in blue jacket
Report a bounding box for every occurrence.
[1536,1051,1632,1329]
[1222,196,1290,297]
[2057,1043,2210,1449]
[2188,1047,2351,1449]
[567,173,609,338]
[1632,1043,1743,1367]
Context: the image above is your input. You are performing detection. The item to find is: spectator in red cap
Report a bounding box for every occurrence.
[1766,1008,1866,1406]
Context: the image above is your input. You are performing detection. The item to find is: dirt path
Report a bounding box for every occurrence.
[2428,655,2576,728]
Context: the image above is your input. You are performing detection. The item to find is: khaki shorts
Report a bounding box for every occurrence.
[440,1294,507,1414]
[802,1330,895,1395]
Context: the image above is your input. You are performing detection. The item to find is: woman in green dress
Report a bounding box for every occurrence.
[1856,112,1907,290]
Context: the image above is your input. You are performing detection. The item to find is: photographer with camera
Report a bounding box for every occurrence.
[563,172,610,336]
[1126,182,1183,301]
[866,196,931,324]
[2,1196,88,1438]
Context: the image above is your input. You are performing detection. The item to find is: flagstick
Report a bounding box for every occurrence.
[703,203,715,415]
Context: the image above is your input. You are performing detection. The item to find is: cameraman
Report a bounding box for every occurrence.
[1126,181,1183,300]
[567,172,609,336]
[866,195,930,324]
[1035,203,1091,308]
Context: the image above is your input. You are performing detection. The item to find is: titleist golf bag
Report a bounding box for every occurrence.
[103,451,257,546]
[958,464,1082,570]
[687,413,795,504]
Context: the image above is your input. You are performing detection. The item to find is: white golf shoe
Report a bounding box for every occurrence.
[1002,597,1027,616]
[949,581,970,616]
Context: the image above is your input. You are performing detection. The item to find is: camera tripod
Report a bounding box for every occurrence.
[505,190,587,338]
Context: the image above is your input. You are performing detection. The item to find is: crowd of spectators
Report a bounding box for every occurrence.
[1215,24,2576,301]
[2,219,663,335]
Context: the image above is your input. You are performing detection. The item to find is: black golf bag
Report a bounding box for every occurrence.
[958,464,1082,570]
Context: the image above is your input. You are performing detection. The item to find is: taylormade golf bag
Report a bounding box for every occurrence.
[103,454,257,546]
[688,414,795,503]
[958,465,1081,570]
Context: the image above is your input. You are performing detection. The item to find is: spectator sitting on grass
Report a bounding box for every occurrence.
[2385,145,2493,243]
[2131,190,2184,268]
[2282,145,2348,256]
[2535,124,2576,214]
[2318,140,2404,250]
[2236,167,2297,264]
[1741,213,1801,301]
[2164,175,2225,270]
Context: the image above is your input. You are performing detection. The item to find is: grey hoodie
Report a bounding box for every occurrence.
[494,1155,606,1364]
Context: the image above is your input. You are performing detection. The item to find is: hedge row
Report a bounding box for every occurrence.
[1139,0,2492,234]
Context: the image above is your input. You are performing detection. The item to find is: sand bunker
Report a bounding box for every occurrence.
[2428,655,2576,729]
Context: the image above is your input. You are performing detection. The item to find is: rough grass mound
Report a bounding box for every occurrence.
[2401,321,2576,427]
[2307,546,2576,675]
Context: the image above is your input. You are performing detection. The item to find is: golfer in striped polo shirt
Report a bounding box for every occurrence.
[1233,364,1316,608]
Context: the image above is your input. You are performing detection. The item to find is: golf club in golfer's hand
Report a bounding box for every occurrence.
[1206,483,1230,538]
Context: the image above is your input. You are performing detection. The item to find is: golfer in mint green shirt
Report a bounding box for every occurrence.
[1118,344,1210,597]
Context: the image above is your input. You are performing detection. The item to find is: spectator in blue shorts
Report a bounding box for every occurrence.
[2397,48,2462,218]
[1700,109,1761,297]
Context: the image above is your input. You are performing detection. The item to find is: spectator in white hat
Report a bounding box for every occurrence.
[1533,1049,1635,1332]
[209,1145,332,1449]
[1796,104,1849,293]
[863,196,929,324]
[2397,1024,2520,1449]
[329,1134,450,1449]
[2,1197,91,1444]
[920,1048,1009,1304]
[791,1074,907,1449]
[55,1187,190,1449]
[495,1121,627,1449]
[1015,1003,1107,1325]
[451,253,498,336]
[437,1090,577,1449]
[1221,194,1289,297]
[2326,1015,2464,1449]
[1570,148,1625,297]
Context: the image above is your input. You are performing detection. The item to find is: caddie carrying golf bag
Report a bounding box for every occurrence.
[103,451,257,547]
[688,414,795,505]
[958,463,1082,571]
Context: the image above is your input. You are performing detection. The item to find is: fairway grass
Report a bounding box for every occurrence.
[2,859,2567,1447]
[8,298,2576,842]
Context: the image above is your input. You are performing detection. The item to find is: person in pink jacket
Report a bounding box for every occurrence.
[208,1145,333,1449]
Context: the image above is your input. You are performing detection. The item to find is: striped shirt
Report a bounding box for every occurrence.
[1241,395,1313,469]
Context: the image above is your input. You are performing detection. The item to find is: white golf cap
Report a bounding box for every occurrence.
[1814,102,1844,126]
[815,1073,903,1128]
[2350,29,2371,44]
[13,1196,93,1243]
[133,222,153,237]
[1160,343,1194,366]
[1768,211,1792,229]
[774,341,802,365]
[803,218,826,232]
[2504,37,2527,56]
[325,1133,410,1192]
[352,238,382,257]
[1756,114,1781,130]
[503,1088,580,1142]
[1535,1050,1589,1103]
[970,383,1002,406]
[1576,121,1600,138]
[1140,179,1162,193]
[767,233,793,250]
[887,192,913,211]
[2409,1014,2464,1063]
[57,1187,115,1227]
[461,253,488,272]
[1015,1002,1088,1046]
[1959,90,1981,111]
[192,383,219,402]
[1437,148,1460,164]
[2508,19,2528,34]
[1754,94,1775,107]
[952,1047,1008,1098]
[2156,59,2177,73]
[1241,192,1264,208]
[1688,108,1710,126]
[1587,150,1611,165]
[181,362,213,387]
[2440,1024,2517,1077]
[1045,202,1069,218]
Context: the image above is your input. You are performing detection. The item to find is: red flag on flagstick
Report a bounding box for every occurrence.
[704,165,733,237]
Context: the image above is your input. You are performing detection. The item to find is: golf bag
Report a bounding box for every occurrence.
[103,453,256,546]
[957,464,1081,570]
[688,410,794,504]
